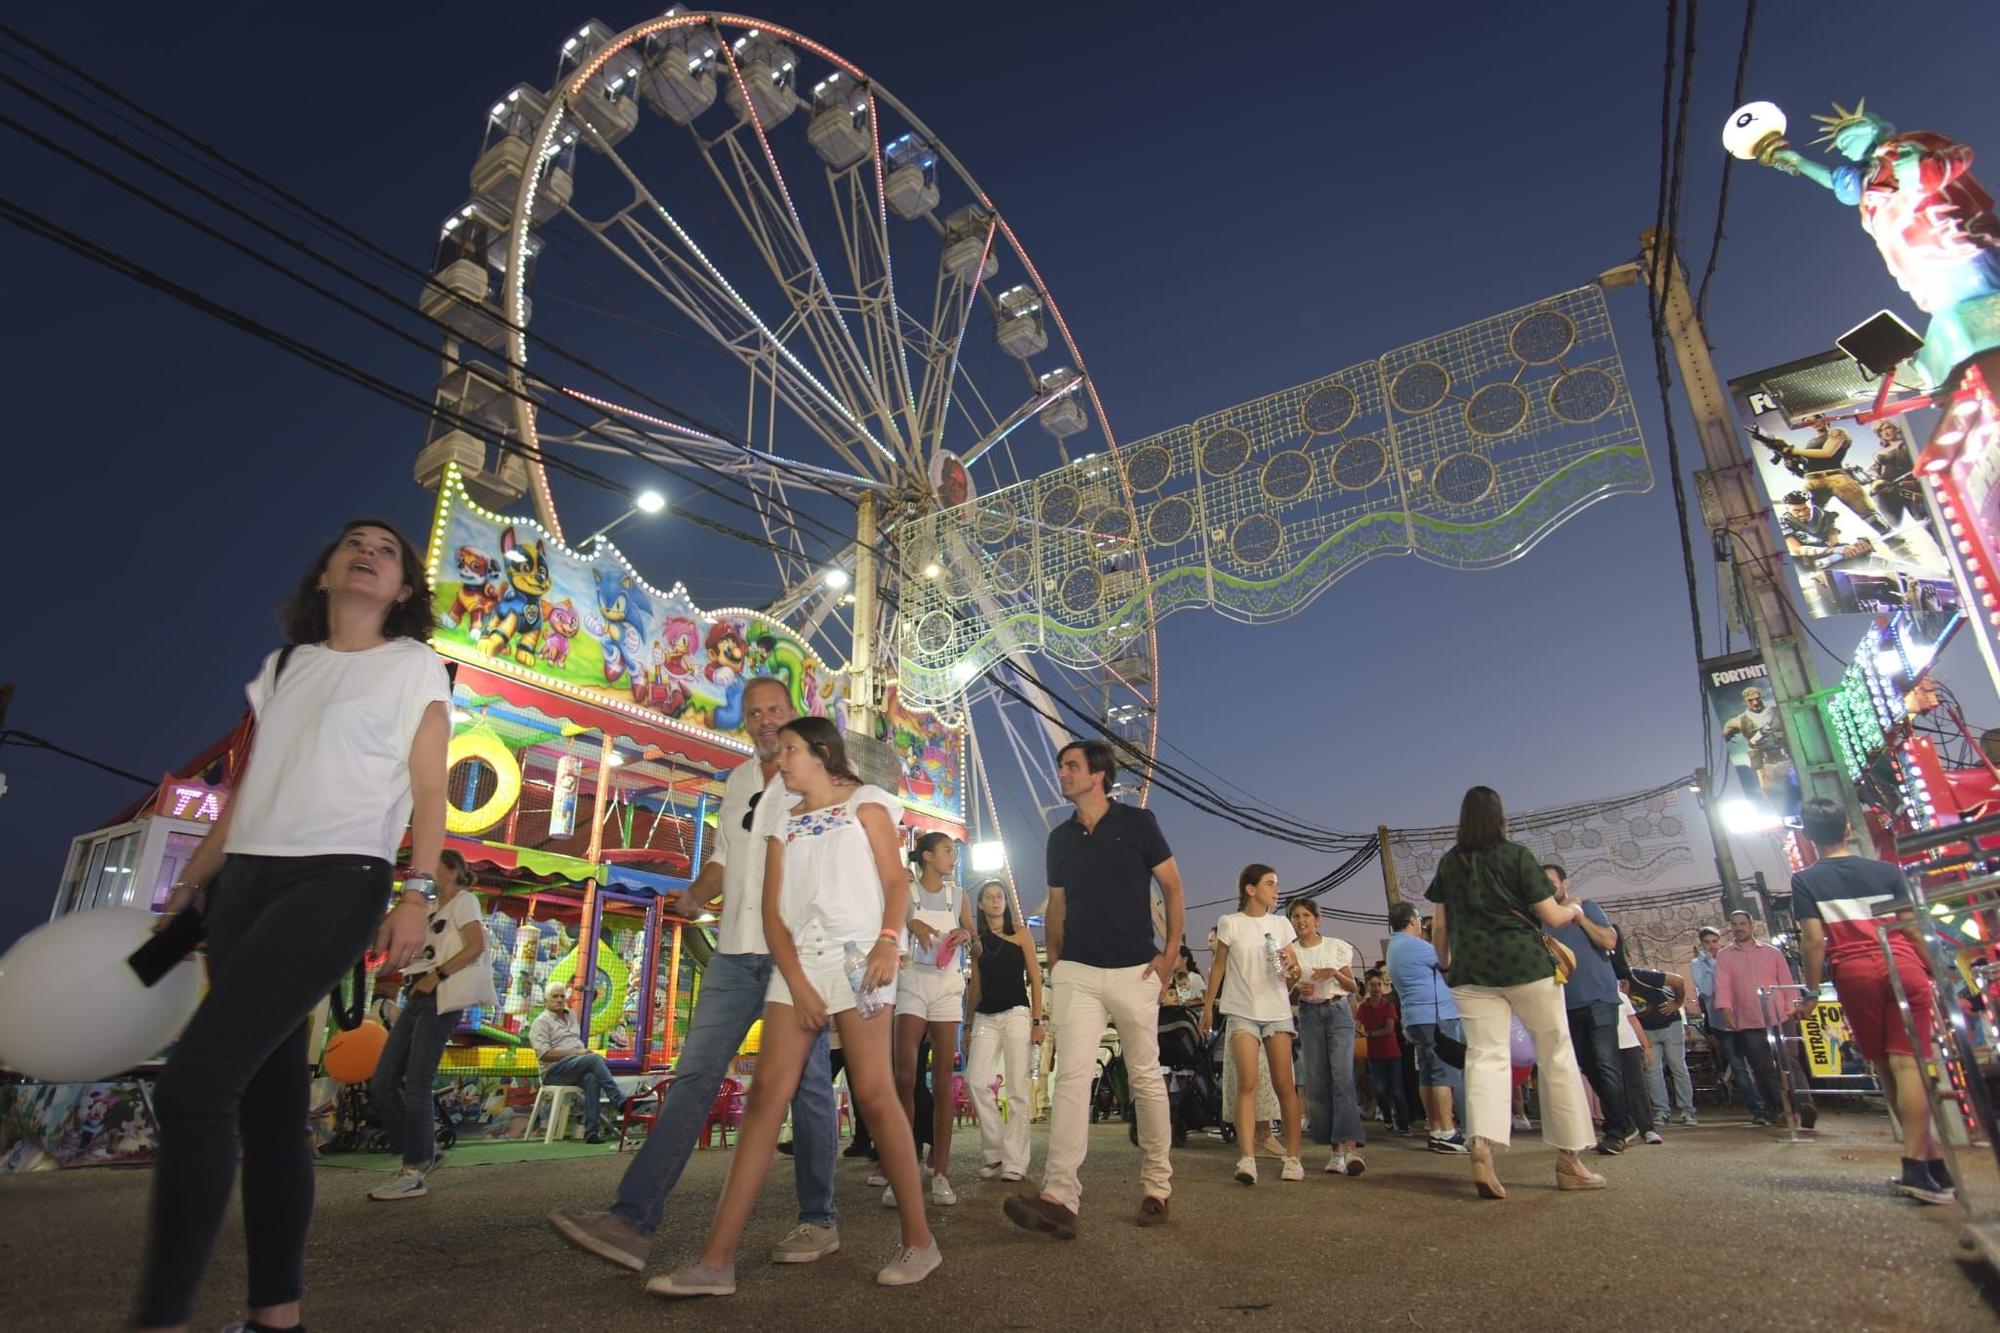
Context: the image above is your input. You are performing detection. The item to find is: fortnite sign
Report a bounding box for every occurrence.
[155,779,225,824]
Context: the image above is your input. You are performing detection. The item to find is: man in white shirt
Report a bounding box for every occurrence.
[549,678,842,1274]
[529,985,624,1142]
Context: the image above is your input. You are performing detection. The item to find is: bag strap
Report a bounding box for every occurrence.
[273,642,300,689]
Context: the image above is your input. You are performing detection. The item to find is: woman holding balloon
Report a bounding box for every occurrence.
[137,518,451,1331]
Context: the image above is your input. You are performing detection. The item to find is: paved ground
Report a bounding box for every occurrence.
[4,1106,1996,1330]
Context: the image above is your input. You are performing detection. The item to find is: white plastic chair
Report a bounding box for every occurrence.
[527,1085,584,1143]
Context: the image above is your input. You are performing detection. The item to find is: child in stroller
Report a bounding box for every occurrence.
[1120,1004,1230,1147]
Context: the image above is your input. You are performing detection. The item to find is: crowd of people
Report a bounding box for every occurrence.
[128,517,1956,1331]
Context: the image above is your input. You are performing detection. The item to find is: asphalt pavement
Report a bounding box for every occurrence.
[3,1106,1995,1330]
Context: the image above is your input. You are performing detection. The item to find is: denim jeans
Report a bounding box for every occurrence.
[1715,1028,1766,1112]
[1297,1002,1366,1146]
[1618,1045,1655,1134]
[540,1052,623,1134]
[371,988,460,1167]
[1566,1000,1631,1140]
[610,951,836,1233]
[1367,1058,1410,1130]
[1405,1019,1465,1101]
[1641,1021,1694,1121]
[139,854,390,1327]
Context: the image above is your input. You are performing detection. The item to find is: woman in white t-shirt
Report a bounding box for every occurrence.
[140,518,451,1332]
[1199,864,1305,1185]
[652,717,940,1298]
[368,849,497,1200]
[1287,900,1367,1175]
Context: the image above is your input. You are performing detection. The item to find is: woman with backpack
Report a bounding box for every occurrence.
[1425,786,1604,1200]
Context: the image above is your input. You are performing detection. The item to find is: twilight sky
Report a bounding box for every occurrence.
[4,0,1998,957]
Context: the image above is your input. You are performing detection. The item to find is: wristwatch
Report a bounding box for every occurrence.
[401,873,437,906]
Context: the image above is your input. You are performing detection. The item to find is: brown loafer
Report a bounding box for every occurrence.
[1137,1195,1170,1227]
[1003,1192,1077,1240]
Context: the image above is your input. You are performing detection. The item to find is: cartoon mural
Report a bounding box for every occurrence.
[880,685,964,822]
[427,465,842,744]
[0,1080,158,1173]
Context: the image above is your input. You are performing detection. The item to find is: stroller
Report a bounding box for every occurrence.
[326,1082,460,1155]
[1125,1004,1230,1147]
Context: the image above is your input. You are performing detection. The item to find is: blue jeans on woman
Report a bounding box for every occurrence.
[371,988,460,1168]
[1298,1001,1367,1146]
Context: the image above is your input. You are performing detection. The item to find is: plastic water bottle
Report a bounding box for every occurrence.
[844,941,891,1019]
[1264,933,1283,977]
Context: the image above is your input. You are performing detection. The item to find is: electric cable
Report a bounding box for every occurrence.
[1694,0,1759,326]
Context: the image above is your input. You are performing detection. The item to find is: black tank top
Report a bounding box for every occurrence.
[975,929,1031,1014]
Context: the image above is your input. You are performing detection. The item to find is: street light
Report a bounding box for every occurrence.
[578,489,667,550]
[824,567,851,591]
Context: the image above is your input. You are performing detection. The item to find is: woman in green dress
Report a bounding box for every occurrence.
[1426,786,1605,1200]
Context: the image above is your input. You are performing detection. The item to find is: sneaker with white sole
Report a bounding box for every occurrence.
[771,1222,841,1264]
[877,1240,943,1287]
[547,1207,651,1273]
[882,1184,898,1208]
[1280,1156,1305,1182]
[931,1175,957,1206]
[425,1151,448,1173]
[1344,1152,1366,1177]
[866,1168,889,1187]
[1233,1156,1258,1185]
[1642,1130,1664,1145]
[999,1170,1024,1182]
[1429,1131,1469,1155]
[647,1262,736,1298]
[1325,1150,1348,1175]
[368,1167,428,1202]
[1513,1113,1534,1131]
[977,1161,1003,1180]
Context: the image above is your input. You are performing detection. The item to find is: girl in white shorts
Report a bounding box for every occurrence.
[651,718,940,1296]
[891,832,973,1208]
[1200,864,1306,1185]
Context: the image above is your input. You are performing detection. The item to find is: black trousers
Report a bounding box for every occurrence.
[1566,1001,1633,1140]
[137,854,389,1326]
[1618,1045,1655,1134]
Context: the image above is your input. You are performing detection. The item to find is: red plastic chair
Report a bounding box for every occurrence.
[701,1077,745,1149]
[617,1074,676,1152]
[951,1073,975,1126]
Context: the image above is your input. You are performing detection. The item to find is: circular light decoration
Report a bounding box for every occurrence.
[1040,484,1080,528]
[1230,513,1284,566]
[1465,382,1530,438]
[1508,309,1577,365]
[1659,815,1683,837]
[445,730,521,836]
[1124,443,1172,493]
[1147,495,1196,546]
[1300,382,1357,436]
[1627,815,1653,838]
[1090,506,1134,543]
[1199,426,1251,478]
[1549,367,1618,424]
[1616,840,1642,864]
[977,498,1016,546]
[1431,452,1497,506]
[991,546,1032,593]
[915,609,958,657]
[1330,436,1390,490]
[1553,829,1575,850]
[1260,450,1315,503]
[943,556,979,605]
[1059,566,1102,615]
[1390,360,1451,415]
[1580,828,1605,849]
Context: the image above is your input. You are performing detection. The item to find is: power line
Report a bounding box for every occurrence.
[1694,0,1759,326]
[1,729,157,787]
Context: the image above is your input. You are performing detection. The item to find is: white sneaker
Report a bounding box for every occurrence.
[866,1168,889,1187]
[368,1167,428,1202]
[876,1240,943,1287]
[1513,1113,1534,1130]
[931,1174,957,1206]
[1280,1156,1305,1182]
[1325,1151,1347,1175]
[881,1184,898,1208]
[976,1161,1003,1180]
[1233,1156,1258,1185]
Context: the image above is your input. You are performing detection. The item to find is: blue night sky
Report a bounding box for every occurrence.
[4,1,1998,957]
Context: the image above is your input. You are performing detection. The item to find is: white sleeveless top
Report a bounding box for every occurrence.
[908,877,962,972]
[764,783,902,954]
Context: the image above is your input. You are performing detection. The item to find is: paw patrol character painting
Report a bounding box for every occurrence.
[448,546,503,635]
[540,598,581,669]
[478,527,552,666]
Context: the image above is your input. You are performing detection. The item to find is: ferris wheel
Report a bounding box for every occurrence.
[414,10,1156,835]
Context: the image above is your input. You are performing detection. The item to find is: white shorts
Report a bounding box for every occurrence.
[765,949,891,1018]
[895,965,967,1022]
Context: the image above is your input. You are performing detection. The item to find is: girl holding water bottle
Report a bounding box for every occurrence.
[651,718,939,1297]
[890,832,974,1208]
[1200,864,1306,1185]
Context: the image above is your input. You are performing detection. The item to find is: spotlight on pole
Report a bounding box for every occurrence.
[969,840,1006,872]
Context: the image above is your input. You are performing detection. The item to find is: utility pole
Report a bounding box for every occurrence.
[1606,232,1871,915]
[849,492,881,736]
[1692,765,1749,916]
[1377,825,1401,909]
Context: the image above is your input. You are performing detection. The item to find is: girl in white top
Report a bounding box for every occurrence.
[891,832,974,1208]
[141,518,450,1332]
[653,717,941,1297]
[368,848,496,1200]
[1200,863,1305,1185]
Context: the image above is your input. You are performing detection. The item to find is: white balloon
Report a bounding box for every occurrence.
[1723,101,1788,160]
[0,907,204,1082]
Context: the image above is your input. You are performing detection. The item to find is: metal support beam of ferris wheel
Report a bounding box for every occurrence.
[1611,230,1870,918]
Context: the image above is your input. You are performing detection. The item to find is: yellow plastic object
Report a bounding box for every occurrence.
[445,729,521,836]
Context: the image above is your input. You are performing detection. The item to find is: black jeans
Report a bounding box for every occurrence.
[371,988,460,1168]
[138,854,390,1326]
[1734,1024,1816,1116]
[1566,1001,1632,1140]
[1617,1045,1654,1134]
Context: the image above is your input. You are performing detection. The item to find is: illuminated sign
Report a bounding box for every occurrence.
[156,780,226,824]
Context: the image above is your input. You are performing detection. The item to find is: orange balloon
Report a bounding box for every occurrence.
[323,1019,389,1083]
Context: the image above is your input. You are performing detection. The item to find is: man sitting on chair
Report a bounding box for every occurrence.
[529,984,623,1144]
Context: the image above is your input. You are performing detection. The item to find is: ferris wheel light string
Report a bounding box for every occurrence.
[934,218,999,447]
[866,92,920,423]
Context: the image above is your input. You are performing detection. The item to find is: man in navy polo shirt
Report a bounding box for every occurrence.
[1005,739,1184,1240]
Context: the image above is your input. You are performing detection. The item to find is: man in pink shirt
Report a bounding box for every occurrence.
[1713,910,1817,1128]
